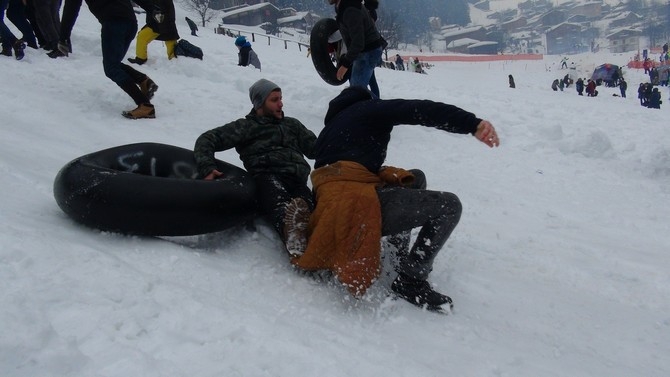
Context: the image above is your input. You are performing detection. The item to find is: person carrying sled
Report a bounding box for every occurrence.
[127,0,179,65]
[329,0,385,98]
[185,16,197,36]
[290,86,499,312]
[234,35,261,70]
[193,79,316,255]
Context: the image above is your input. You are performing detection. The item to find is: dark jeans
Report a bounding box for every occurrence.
[100,19,138,85]
[0,0,18,49]
[33,0,60,48]
[377,169,462,281]
[59,0,82,42]
[253,174,313,240]
[4,0,37,48]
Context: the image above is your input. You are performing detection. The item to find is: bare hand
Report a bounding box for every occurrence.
[474,120,499,148]
[204,169,223,180]
[336,66,348,81]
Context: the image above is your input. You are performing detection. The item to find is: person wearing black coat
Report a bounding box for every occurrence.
[329,0,385,98]
[127,0,179,64]
[648,87,662,109]
[619,78,627,98]
[185,16,197,36]
[69,0,159,119]
[309,86,499,311]
[575,78,584,95]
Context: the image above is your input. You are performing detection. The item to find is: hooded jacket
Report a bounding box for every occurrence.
[238,44,261,70]
[294,87,483,297]
[335,0,383,68]
[314,87,482,173]
[292,161,414,296]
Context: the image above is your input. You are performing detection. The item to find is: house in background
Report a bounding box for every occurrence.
[607,11,643,29]
[607,28,642,53]
[544,22,587,55]
[440,25,488,50]
[220,2,282,26]
[568,1,602,19]
[277,11,320,32]
[210,0,277,10]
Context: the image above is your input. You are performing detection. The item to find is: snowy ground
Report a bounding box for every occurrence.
[1,6,669,377]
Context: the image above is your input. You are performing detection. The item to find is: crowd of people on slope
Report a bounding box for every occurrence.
[4,0,503,313]
[545,65,662,109]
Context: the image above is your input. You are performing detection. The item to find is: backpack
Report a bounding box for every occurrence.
[174,39,203,60]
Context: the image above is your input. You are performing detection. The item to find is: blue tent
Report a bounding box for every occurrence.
[591,63,620,82]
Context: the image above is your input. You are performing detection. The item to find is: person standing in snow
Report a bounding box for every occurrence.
[395,54,404,71]
[586,79,597,97]
[64,0,159,119]
[619,78,627,98]
[185,16,197,36]
[127,0,179,65]
[235,35,261,70]
[575,78,584,95]
[508,74,516,88]
[329,0,385,98]
[193,79,316,255]
[290,86,499,312]
[648,87,662,109]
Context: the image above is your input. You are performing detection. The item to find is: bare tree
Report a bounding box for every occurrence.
[179,0,219,27]
[375,6,402,57]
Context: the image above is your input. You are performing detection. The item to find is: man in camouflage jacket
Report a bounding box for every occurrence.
[194,79,316,252]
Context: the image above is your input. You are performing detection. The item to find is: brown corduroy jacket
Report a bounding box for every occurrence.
[291,161,413,296]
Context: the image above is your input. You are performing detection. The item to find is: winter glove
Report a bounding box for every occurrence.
[379,166,415,187]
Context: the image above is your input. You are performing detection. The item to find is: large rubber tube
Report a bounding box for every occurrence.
[53,143,258,236]
[310,18,348,86]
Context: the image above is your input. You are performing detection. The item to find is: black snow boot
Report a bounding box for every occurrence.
[13,40,25,60]
[391,274,453,311]
[127,56,147,65]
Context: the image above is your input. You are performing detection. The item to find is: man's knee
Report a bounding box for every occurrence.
[408,169,426,189]
[438,192,462,219]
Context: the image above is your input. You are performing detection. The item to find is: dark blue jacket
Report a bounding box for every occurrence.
[314,87,482,172]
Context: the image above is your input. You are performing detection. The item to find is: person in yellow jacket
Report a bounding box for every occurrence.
[291,86,500,312]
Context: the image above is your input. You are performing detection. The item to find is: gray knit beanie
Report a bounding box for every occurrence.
[249,79,280,110]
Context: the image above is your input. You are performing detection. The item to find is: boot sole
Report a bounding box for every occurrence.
[122,112,156,119]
